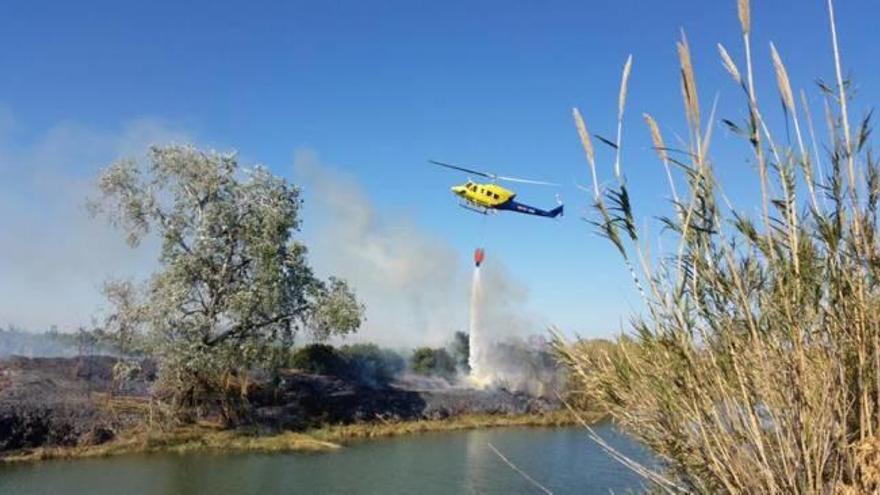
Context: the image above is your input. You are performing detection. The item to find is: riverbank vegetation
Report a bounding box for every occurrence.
[309,410,584,442]
[0,422,339,463]
[0,325,573,461]
[559,0,880,492]
[1,411,582,464]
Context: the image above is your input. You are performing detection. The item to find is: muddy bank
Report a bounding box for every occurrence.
[0,355,560,455]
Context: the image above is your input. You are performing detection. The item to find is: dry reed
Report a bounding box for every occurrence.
[558,0,880,492]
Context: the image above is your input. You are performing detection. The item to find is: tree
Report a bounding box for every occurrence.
[409,347,456,379]
[91,145,363,421]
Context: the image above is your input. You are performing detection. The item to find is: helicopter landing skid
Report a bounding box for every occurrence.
[459,203,491,215]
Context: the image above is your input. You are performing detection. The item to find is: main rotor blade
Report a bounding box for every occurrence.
[496,175,560,186]
[428,160,495,179]
[430,159,558,186]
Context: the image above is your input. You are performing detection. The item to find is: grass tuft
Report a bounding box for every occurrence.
[309,411,584,444]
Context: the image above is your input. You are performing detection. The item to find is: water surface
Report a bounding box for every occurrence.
[0,422,654,494]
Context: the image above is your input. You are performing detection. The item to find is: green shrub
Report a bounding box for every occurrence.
[410,347,456,379]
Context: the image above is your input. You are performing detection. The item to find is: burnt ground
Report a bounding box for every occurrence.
[0,355,559,453]
[251,371,558,430]
[0,356,156,452]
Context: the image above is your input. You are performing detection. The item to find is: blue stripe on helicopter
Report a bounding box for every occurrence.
[497,200,563,218]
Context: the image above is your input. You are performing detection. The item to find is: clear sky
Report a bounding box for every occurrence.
[1,1,878,340]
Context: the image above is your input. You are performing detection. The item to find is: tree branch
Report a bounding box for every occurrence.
[204,307,308,347]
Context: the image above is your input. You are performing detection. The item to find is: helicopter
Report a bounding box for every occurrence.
[429,160,563,218]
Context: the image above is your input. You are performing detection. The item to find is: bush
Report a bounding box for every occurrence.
[339,344,405,386]
[557,0,880,492]
[290,343,405,386]
[410,347,456,379]
[290,344,346,376]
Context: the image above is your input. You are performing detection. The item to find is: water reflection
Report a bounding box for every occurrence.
[0,423,655,494]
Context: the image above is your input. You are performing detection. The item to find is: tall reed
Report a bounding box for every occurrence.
[557,0,880,492]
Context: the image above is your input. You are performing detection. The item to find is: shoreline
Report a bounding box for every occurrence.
[0,410,597,464]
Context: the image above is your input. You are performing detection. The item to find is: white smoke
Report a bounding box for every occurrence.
[293,150,544,350]
[0,114,190,331]
[468,265,562,395]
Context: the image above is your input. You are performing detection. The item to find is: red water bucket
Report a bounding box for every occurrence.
[474,248,485,267]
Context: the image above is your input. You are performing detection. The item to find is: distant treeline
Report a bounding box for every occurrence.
[0,325,117,358]
[290,334,468,387]
[291,331,568,397]
[1,324,568,397]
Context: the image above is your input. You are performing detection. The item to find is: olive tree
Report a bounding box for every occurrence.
[91,145,363,421]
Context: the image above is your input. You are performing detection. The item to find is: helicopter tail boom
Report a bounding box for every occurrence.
[498,200,563,218]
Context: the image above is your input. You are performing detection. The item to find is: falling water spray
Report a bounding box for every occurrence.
[469,248,491,387]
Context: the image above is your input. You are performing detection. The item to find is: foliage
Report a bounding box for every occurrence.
[290,344,348,376]
[450,331,470,372]
[558,0,880,492]
[338,343,405,386]
[409,347,456,379]
[556,339,616,410]
[290,343,405,386]
[90,145,363,422]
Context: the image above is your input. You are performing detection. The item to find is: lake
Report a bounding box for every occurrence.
[0,422,655,494]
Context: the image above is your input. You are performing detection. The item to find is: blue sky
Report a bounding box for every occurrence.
[1,1,877,340]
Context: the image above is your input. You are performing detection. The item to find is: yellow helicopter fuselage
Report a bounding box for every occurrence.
[433,160,563,218]
[451,180,515,208]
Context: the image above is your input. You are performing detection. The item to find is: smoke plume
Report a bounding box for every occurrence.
[0,114,189,331]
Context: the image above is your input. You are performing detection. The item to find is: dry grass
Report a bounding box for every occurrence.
[560,0,880,492]
[1,423,339,464]
[309,411,584,444]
